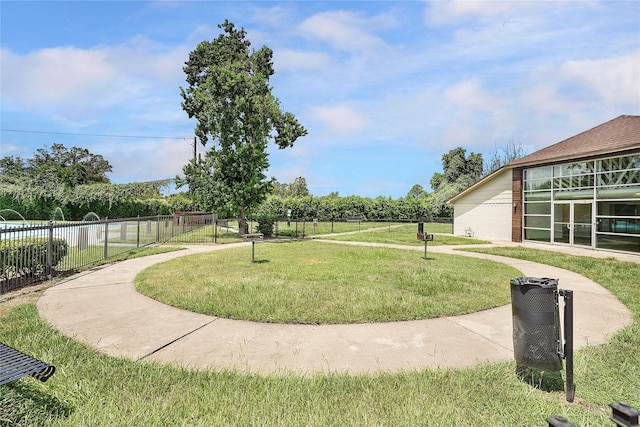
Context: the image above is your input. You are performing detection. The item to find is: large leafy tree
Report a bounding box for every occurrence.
[0,144,179,219]
[179,20,307,233]
[430,147,483,216]
[273,177,310,198]
[1,143,112,187]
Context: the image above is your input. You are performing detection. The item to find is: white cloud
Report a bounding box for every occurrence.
[425,0,554,26]
[298,10,388,55]
[521,84,583,117]
[250,5,294,27]
[311,104,369,134]
[103,138,194,182]
[444,79,504,112]
[1,47,116,112]
[1,40,188,124]
[560,52,640,107]
[274,48,331,71]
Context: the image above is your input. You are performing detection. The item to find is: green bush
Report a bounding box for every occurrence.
[252,204,278,236]
[254,194,439,222]
[0,238,68,280]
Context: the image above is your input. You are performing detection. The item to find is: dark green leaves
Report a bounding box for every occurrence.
[179,21,307,224]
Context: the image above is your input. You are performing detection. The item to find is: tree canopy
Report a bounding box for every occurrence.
[178,20,307,232]
[0,144,184,220]
[484,139,526,175]
[406,184,426,199]
[430,147,483,216]
[273,177,310,198]
[1,143,112,187]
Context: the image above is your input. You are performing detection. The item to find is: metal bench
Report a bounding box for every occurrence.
[0,342,56,386]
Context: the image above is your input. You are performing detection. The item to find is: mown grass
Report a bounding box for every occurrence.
[274,220,419,237]
[165,221,448,243]
[319,223,490,246]
[461,246,640,407]
[136,240,518,323]
[1,246,638,425]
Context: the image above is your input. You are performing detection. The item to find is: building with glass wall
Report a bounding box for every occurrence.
[449,115,640,254]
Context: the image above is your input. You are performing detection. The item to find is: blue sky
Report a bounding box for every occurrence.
[1,1,639,198]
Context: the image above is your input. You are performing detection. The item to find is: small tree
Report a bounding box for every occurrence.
[406,184,426,199]
[430,147,484,216]
[273,177,310,198]
[179,21,307,234]
[484,139,526,175]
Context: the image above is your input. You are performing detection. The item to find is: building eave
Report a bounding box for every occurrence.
[447,166,512,204]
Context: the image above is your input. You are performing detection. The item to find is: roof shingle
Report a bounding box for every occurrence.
[509,115,640,167]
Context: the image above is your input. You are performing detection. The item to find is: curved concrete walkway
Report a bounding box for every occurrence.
[37,241,633,374]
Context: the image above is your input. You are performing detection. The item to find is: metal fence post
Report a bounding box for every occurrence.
[46,221,53,277]
[212,213,217,244]
[561,289,575,402]
[103,217,109,260]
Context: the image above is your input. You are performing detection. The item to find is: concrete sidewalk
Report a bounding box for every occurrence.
[37,241,633,374]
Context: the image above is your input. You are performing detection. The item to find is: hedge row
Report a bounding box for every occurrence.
[253,195,440,222]
[0,194,192,221]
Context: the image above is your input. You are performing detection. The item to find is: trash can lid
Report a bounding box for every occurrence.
[510,277,558,288]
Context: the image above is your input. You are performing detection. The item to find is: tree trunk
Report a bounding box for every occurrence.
[238,207,248,235]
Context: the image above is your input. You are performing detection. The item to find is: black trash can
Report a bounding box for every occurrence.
[510,277,562,371]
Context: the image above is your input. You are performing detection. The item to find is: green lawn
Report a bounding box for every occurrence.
[273,220,418,237]
[136,240,519,323]
[0,245,638,425]
[319,223,489,246]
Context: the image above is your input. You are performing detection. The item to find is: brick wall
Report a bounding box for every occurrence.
[512,168,523,242]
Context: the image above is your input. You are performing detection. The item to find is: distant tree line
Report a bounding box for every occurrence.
[0,140,523,223]
[0,144,190,220]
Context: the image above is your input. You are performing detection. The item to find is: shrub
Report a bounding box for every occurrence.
[0,238,68,281]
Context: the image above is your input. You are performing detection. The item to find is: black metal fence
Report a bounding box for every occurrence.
[1,213,216,294]
[1,214,452,294]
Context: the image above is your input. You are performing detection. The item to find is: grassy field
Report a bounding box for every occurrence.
[318,223,489,246]
[0,245,638,425]
[273,220,432,237]
[136,241,519,323]
[166,220,455,243]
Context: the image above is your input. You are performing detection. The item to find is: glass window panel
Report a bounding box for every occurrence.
[597,170,640,186]
[596,233,640,253]
[596,186,640,199]
[554,175,594,189]
[524,228,551,242]
[525,179,552,191]
[524,215,551,228]
[598,200,640,216]
[525,167,552,180]
[554,189,594,200]
[554,162,594,177]
[574,204,592,224]
[525,191,551,201]
[608,219,640,235]
[525,202,551,215]
[599,155,640,172]
[554,203,570,223]
[597,218,614,233]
